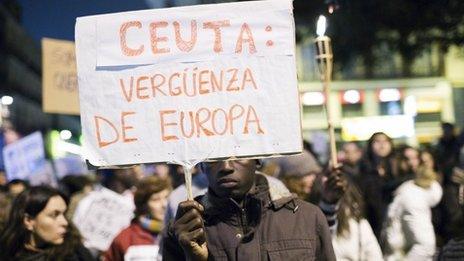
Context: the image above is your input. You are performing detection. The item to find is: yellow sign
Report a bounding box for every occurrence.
[42,38,79,115]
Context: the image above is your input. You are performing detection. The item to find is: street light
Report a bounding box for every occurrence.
[1,96,13,105]
[60,130,72,140]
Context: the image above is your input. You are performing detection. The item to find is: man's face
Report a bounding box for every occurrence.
[204,160,256,200]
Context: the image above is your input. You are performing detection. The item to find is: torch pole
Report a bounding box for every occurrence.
[315,36,338,166]
[323,78,338,166]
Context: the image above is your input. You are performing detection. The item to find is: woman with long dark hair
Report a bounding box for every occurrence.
[332,182,382,260]
[0,186,94,261]
[359,132,398,239]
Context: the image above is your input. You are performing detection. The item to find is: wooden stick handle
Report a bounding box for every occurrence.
[323,80,338,167]
[183,165,194,201]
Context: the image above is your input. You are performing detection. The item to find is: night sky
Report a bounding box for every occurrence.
[17,0,152,43]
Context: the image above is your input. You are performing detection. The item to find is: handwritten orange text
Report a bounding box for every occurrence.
[119,20,257,56]
[159,103,264,141]
[119,67,257,102]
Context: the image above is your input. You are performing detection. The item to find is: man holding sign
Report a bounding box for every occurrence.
[162,159,336,260]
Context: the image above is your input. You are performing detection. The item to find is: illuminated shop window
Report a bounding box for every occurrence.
[341,90,363,117]
[379,88,402,115]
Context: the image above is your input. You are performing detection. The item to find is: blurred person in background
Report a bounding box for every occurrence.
[60,175,95,221]
[101,168,138,198]
[0,186,94,260]
[340,142,363,185]
[434,122,461,184]
[0,171,7,191]
[437,204,464,260]
[104,176,171,261]
[276,151,322,201]
[397,145,421,176]
[438,166,464,244]
[7,179,29,197]
[153,163,170,179]
[421,150,440,179]
[359,132,398,239]
[383,165,442,261]
[272,150,346,233]
[438,234,464,260]
[60,175,94,197]
[331,181,383,261]
[391,145,419,191]
[0,191,12,231]
[418,149,447,246]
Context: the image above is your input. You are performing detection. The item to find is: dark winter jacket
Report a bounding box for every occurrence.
[439,237,464,260]
[162,173,336,261]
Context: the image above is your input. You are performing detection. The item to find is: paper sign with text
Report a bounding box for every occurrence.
[3,132,47,181]
[75,0,302,166]
[42,38,80,115]
[73,188,134,251]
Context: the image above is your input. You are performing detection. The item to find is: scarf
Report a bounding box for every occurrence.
[139,216,163,234]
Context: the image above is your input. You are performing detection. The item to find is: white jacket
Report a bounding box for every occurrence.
[332,218,383,261]
[383,180,443,261]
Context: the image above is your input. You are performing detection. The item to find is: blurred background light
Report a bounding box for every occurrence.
[343,90,361,104]
[379,88,401,102]
[316,15,327,36]
[1,96,13,105]
[59,129,72,140]
[404,95,417,116]
[302,92,325,106]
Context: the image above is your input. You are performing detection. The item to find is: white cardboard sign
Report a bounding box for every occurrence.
[73,188,134,251]
[124,245,160,261]
[75,0,302,167]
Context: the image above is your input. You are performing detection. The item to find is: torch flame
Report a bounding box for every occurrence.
[316,15,327,37]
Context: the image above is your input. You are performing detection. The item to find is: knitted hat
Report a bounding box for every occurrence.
[271,151,322,178]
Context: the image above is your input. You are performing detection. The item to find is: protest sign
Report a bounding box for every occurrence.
[75,0,302,167]
[54,155,88,179]
[28,161,58,187]
[73,188,134,251]
[124,245,160,261]
[3,131,47,181]
[42,38,80,115]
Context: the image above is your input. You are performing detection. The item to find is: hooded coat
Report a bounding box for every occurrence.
[162,173,336,261]
[383,180,443,261]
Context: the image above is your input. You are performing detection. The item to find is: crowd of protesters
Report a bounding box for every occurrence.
[0,122,463,260]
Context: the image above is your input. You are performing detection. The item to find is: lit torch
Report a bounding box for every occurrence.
[314,15,337,166]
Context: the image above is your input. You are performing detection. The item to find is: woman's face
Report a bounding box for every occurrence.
[404,148,420,172]
[421,152,435,170]
[25,195,68,246]
[301,174,317,194]
[147,189,170,221]
[371,134,392,158]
